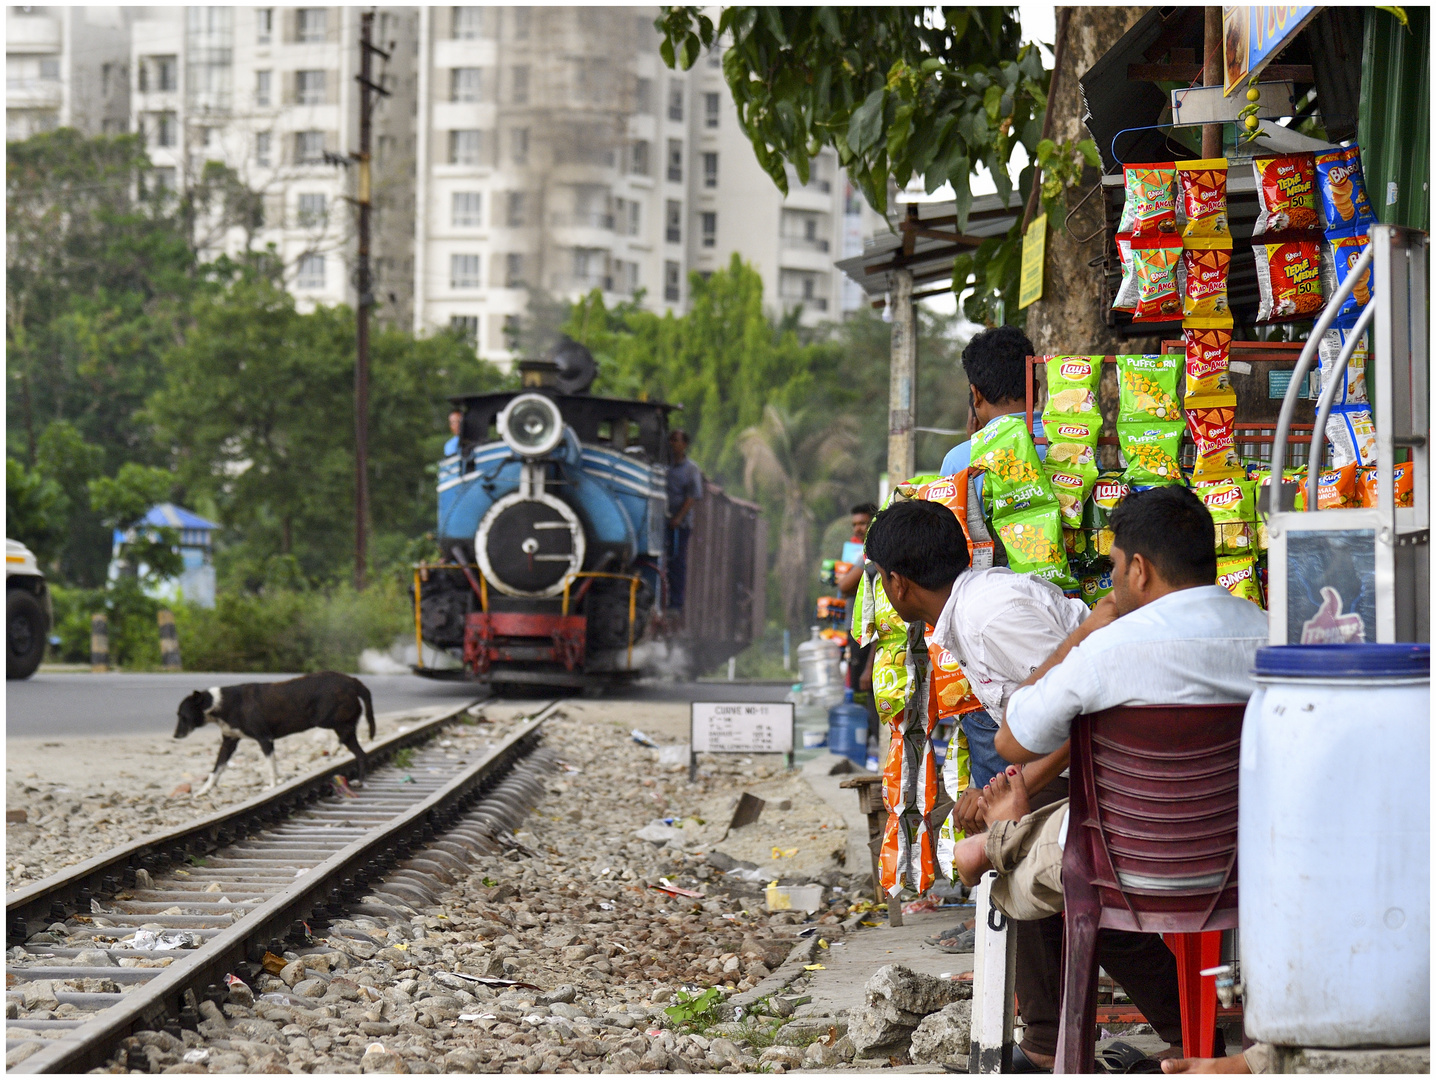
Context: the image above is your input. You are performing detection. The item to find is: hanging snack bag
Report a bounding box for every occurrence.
[995,508,1072,588]
[1116,163,1178,238]
[1177,159,1230,240]
[1196,478,1255,554]
[1321,233,1373,322]
[1314,144,1376,236]
[1131,237,1184,321]
[968,414,1057,518]
[1184,327,1233,400]
[1218,554,1264,606]
[1112,236,1137,313]
[929,641,980,719]
[1044,416,1099,471]
[1315,462,1360,510]
[1119,423,1185,486]
[1326,405,1378,469]
[1118,353,1182,423]
[1083,472,1129,565]
[1252,153,1320,237]
[1255,241,1324,320]
[1187,397,1241,482]
[1182,246,1233,324]
[1317,328,1369,404]
[1046,465,1093,528]
[1358,462,1415,508]
[1080,565,1115,608]
[1043,355,1101,419]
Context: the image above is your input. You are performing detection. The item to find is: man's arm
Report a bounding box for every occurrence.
[836,560,864,595]
[669,496,696,527]
[995,606,1110,763]
[1018,594,1118,690]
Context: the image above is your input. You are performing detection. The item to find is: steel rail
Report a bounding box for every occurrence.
[8,700,559,1074]
[6,700,490,947]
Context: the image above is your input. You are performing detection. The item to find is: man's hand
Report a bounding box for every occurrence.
[953,785,985,835]
[1086,593,1120,630]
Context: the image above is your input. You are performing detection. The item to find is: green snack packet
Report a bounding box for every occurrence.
[1217,554,1263,607]
[1045,461,1097,529]
[1080,566,1115,608]
[969,414,1057,518]
[1117,354,1183,424]
[1195,478,1256,556]
[995,506,1074,589]
[1043,414,1100,472]
[1081,472,1129,567]
[1063,526,1091,574]
[1118,421,1186,486]
[1043,356,1102,421]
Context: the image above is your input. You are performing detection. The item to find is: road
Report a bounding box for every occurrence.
[5,671,792,738]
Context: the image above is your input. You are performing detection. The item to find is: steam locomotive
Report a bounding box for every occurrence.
[412,340,767,688]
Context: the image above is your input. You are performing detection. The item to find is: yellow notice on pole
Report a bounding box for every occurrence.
[1018,213,1047,310]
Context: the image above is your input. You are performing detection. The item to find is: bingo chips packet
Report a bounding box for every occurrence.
[1116,163,1178,237]
[1357,462,1414,508]
[1187,398,1241,482]
[1184,328,1233,400]
[1315,144,1376,237]
[1322,233,1373,323]
[1196,478,1255,555]
[1326,406,1377,469]
[1182,246,1232,324]
[1252,153,1321,237]
[1131,237,1184,321]
[1119,424,1185,486]
[1315,462,1360,510]
[1176,159,1229,240]
[1255,241,1324,320]
[1118,354,1182,423]
[1317,328,1368,404]
[1218,554,1263,607]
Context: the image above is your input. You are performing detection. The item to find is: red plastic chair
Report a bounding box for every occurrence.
[1055,704,1245,1074]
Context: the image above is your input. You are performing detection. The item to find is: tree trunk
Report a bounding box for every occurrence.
[1025,7,1162,355]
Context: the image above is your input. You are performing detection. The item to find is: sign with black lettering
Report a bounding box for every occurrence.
[690,703,794,771]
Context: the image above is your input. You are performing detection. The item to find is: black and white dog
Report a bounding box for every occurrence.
[175,672,376,796]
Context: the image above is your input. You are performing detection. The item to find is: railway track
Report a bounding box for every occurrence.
[5,699,560,1073]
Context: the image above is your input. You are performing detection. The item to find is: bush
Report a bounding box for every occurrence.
[50,580,163,669]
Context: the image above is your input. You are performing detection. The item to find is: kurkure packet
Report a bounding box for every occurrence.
[1176,159,1229,240]
[967,414,1057,519]
[1117,353,1182,424]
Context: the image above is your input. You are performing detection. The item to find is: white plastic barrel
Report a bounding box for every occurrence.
[1239,643,1430,1047]
[796,626,843,698]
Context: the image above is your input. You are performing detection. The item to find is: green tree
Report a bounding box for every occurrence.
[656,7,1097,323]
[5,457,67,568]
[88,461,183,583]
[34,420,109,585]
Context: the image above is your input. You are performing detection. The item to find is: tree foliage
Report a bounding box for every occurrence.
[656,6,1098,323]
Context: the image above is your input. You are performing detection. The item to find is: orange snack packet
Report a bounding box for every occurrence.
[1253,153,1320,237]
[1183,246,1232,323]
[1177,159,1229,240]
[1255,241,1324,320]
[1315,463,1360,510]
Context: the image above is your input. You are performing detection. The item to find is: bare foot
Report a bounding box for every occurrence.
[1161,1053,1252,1074]
[954,833,991,887]
[977,765,1030,824]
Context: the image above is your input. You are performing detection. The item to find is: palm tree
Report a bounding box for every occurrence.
[739,404,862,634]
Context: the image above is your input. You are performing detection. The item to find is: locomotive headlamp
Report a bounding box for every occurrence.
[498,393,564,458]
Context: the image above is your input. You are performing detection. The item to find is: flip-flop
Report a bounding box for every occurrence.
[1010,1043,1052,1073]
[925,924,971,944]
[934,928,975,953]
[1096,1040,1164,1074]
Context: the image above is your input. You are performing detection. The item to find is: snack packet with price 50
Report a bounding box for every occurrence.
[1314,144,1376,237]
[1252,153,1320,238]
[1184,327,1232,400]
[1255,241,1324,321]
[1176,159,1229,240]
[1116,163,1178,238]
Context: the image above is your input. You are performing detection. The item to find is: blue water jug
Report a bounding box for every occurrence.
[827,688,870,766]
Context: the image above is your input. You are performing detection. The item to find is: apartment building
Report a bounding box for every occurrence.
[16,6,885,360]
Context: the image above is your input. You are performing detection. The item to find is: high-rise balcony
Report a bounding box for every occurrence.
[6,13,61,54]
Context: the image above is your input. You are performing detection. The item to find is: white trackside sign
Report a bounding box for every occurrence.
[690,702,794,755]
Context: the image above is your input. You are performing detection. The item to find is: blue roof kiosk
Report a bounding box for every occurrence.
[108,503,220,609]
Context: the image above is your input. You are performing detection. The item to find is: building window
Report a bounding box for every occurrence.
[511,65,529,105]
[506,191,526,227]
[296,70,326,105]
[511,8,530,40]
[665,200,681,244]
[627,201,640,236]
[449,129,484,165]
[667,80,683,121]
[666,139,682,182]
[39,58,59,81]
[296,8,327,43]
[634,76,652,114]
[450,315,479,343]
[140,55,178,94]
[450,67,482,103]
[621,261,639,295]
[700,211,716,248]
[256,8,273,44]
[502,314,522,349]
[297,193,326,226]
[151,167,177,193]
[255,70,271,106]
[295,130,325,163]
[629,140,650,176]
[704,91,720,128]
[702,152,718,189]
[505,253,524,287]
[664,260,680,303]
[451,7,483,39]
[148,112,177,147]
[296,253,326,289]
[451,254,482,289]
[452,192,482,227]
[255,130,271,166]
[511,128,529,165]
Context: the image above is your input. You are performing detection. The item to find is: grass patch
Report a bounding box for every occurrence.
[391,747,415,769]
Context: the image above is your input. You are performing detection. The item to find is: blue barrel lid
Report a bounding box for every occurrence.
[1255,643,1430,679]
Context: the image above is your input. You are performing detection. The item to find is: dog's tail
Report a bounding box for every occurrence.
[357,680,376,740]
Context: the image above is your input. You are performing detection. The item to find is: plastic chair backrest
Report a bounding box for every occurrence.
[1065,703,1246,934]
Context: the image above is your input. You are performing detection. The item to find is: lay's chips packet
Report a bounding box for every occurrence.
[1195,478,1255,555]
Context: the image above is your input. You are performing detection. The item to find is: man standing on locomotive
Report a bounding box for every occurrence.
[666,428,704,618]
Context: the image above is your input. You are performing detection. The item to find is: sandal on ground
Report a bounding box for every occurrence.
[934,928,976,953]
[1096,1040,1164,1074]
[925,924,971,944]
[1010,1043,1052,1073]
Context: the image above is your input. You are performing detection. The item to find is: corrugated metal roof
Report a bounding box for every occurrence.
[139,503,219,531]
[834,192,1025,298]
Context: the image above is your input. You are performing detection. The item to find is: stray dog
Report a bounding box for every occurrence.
[175,672,375,796]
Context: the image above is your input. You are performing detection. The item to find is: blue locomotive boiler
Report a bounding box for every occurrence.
[412,341,766,688]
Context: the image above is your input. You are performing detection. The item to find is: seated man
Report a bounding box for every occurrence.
[951,485,1269,920]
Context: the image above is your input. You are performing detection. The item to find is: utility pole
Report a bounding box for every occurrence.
[1202,7,1223,158]
[353,10,390,589]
